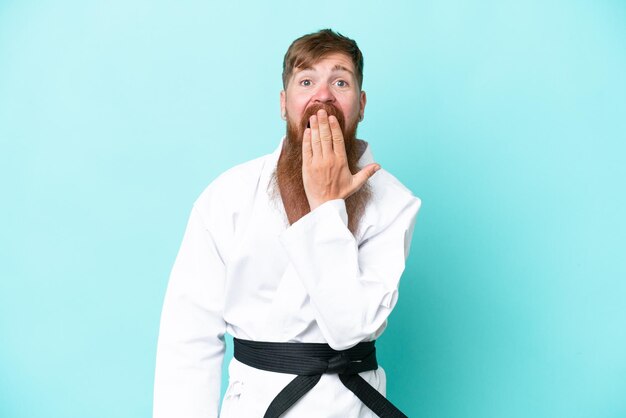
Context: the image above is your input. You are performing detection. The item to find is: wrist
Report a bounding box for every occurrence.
[308,197,343,211]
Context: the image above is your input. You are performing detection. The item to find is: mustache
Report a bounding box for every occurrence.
[300,103,346,134]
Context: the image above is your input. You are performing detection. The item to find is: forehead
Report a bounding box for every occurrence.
[293,52,355,75]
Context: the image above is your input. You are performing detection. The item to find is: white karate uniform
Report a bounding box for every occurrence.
[153,137,421,418]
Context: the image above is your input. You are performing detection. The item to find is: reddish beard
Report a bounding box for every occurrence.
[273,103,371,235]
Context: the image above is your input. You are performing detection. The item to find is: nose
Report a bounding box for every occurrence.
[312,83,335,104]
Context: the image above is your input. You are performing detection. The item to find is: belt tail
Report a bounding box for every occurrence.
[263,375,322,418]
[339,374,408,418]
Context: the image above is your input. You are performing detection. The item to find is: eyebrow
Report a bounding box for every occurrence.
[295,65,354,76]
[331,64,354,75]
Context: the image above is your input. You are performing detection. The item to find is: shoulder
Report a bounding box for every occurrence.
[192,153,270,227]
[358,140,421,214]
[358,167,422,241]
[370,168,421,208]
[198,155,266,200]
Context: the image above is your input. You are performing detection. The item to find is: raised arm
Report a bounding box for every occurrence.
[280,192,420,351]
[285,107,421,350]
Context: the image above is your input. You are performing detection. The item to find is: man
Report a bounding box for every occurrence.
[153,29,421,418]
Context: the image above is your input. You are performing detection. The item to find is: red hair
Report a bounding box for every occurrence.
[282,29,364,90]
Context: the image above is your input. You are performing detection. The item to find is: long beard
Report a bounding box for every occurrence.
[272,103,371,236]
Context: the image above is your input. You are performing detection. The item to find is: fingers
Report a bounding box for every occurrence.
[316,110,333,156]
[328,115,346,158]
[310,110,346,159]
[309,115,323,157]
[302,127,312,161]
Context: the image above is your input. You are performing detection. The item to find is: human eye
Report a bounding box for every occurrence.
[335,79,349,88]
[300,79,312,87]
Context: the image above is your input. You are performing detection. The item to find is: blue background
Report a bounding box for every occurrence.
[1,1,625,417]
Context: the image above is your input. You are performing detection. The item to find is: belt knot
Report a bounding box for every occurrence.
[326,352,349,374]
[233,338,407,417]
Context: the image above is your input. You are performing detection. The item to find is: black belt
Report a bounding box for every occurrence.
[233,337,408,418]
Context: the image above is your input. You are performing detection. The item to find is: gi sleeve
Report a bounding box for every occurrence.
[153,204,227,418]
[279,193,421,351]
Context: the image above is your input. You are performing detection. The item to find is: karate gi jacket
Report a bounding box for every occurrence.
[153,137,421,417]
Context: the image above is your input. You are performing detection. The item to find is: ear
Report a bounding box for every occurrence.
[280,90,286,120]
[359,90,367,120]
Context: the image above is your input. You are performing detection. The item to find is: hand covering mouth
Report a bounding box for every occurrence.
[300,103,346,134]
